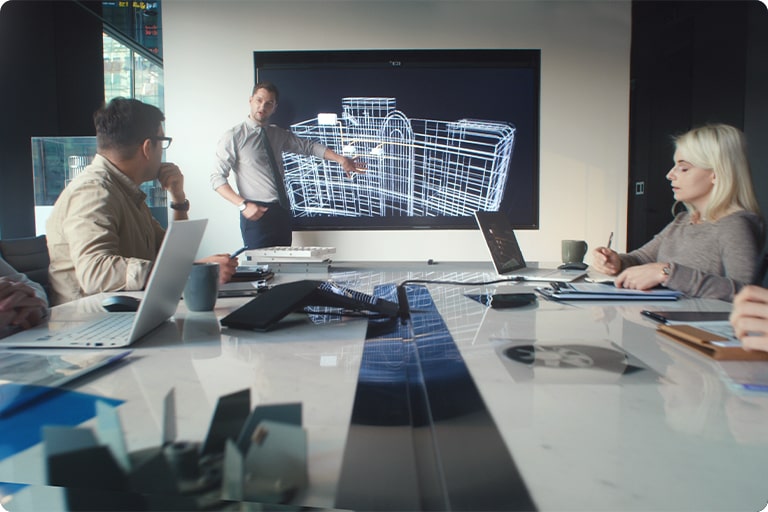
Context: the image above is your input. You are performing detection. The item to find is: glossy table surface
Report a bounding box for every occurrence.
[2,261,768,511]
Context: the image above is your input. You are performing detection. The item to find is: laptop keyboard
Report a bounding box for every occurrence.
[30,313,134,346]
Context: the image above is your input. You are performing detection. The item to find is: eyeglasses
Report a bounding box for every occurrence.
[149,136,173,149]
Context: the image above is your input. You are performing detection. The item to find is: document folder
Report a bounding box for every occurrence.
[657,324,768,361]
[537,282,682,301]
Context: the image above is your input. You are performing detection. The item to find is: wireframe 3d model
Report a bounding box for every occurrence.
[282,97,516,218]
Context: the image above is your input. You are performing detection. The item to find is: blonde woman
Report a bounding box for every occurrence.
[592,124,763,300]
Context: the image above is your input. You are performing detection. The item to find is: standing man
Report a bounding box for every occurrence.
[211,81,365,249]
[47,97,237,305]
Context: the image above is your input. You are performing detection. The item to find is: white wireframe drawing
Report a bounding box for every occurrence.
[282,97,516,218]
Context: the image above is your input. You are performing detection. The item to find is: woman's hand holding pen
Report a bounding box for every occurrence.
[591,246,621,275]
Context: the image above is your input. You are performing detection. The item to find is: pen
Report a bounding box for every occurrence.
[740,384,768,393]
[607,231,614,250]
[230,246,248,258]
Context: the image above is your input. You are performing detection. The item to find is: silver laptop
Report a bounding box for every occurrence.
[0,219,207,348]
[474,210,587,283]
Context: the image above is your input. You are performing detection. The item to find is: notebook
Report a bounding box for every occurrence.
[536,282,682,301]
[0,219,207,349]
[474,211,587,283]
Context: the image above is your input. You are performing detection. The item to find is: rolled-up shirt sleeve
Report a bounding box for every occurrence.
[280,130,327,160]
[211,130,237,191]
[210,121,330,204]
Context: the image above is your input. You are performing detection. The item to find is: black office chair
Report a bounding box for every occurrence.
[759,251,768,288]
[0,234,52,300]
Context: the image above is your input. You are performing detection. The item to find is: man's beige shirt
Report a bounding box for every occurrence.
[47,154,166,305]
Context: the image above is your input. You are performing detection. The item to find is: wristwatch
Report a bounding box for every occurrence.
[238,200,248,212]
[661,264,671,285]
[170,198,190,211]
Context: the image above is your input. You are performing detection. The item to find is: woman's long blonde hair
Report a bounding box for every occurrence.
[672,124,761,221]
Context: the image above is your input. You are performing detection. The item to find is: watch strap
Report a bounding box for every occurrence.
[170,198,190,211]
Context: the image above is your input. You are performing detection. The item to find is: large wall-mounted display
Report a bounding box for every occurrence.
[255,49,540,230]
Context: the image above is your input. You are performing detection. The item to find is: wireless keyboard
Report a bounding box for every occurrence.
[244,246,336,260]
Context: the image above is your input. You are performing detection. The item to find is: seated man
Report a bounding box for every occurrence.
[47,97,237,305]
[0,255,48,337]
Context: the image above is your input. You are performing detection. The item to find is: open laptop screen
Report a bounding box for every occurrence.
[474,211,527,274]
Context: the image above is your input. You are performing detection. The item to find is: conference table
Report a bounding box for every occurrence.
[2,261,768,511]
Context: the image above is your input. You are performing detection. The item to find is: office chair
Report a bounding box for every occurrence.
[760,251,768,288]
[0,234,52,300]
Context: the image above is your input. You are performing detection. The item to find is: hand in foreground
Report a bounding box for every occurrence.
[614,262,668,291]
[730,285,768,353]
[198,254,239,283]
[590,247,621,275]
[340,156,367,178]
[0,278,48,330]
[157,163,186,202]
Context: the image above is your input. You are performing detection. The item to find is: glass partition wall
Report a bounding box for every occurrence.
[103,31,164,109]
[31,137,167,235]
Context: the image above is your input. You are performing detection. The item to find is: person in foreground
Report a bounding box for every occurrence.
[211,81,367,249]
[0,256,48,337]
[591,123,763,301]
[730,285,768,352]
[47,98,237,306]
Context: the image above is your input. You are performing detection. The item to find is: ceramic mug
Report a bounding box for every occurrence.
[561,240,588,264]
[182,262,219,311]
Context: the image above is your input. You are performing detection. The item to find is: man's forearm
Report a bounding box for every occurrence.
[215,183,246,206]
[323,148,345,165]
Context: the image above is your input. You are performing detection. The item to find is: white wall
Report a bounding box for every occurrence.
[161,0,631,263]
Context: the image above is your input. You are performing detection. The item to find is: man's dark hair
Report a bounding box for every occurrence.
[252,81,279,102]
[93,97,165,159]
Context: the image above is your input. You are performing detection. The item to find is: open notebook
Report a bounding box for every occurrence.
[474,211,587,283]
[0,219,207,349]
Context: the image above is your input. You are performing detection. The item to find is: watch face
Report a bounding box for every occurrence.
[239,202,247,211]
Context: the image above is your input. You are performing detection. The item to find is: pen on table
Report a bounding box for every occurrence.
[230,246,248,258]
[606,231,614,250]
[740,384,768,393]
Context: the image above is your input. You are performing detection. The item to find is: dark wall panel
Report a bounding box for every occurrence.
[628,1,767,251]
[0,0,103,238]
[745,1,768,260]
